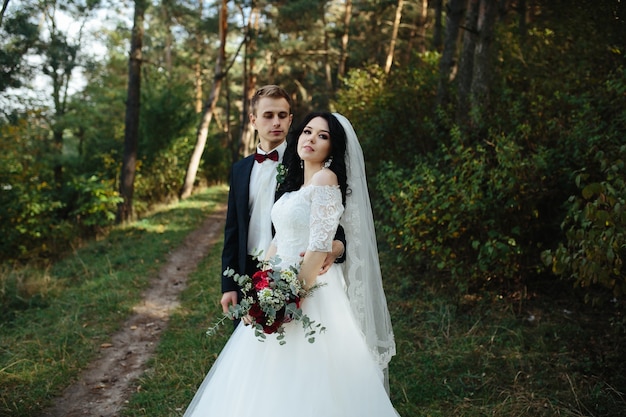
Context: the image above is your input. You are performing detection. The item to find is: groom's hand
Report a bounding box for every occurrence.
[319,240,345,275]
[298,240,344,275]
[220,291,238,315]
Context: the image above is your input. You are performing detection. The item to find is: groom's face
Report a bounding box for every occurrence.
[250,97,293,151]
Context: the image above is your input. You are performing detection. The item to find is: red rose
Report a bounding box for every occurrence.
[248,303,263,320]
[252,269,271,290]
[263,320,282,334]
[262,307,286,334]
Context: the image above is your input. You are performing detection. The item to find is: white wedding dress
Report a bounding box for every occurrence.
[183,184,399,417]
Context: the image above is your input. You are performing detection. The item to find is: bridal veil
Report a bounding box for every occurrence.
[333,113,396,383]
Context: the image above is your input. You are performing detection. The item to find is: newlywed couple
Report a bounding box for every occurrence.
[183,85,399,416]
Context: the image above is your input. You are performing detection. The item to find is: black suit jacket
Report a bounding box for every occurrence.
[221,155,255,294]
[221,155,346,294]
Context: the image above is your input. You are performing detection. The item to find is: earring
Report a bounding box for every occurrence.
[323,157,333,169]
[300,159,303,169]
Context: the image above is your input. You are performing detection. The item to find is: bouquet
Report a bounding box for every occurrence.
[207,256,325,344]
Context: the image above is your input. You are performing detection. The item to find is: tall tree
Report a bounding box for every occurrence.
[193,0,204,114]
[436,0,465,107]
[403,0,429,63]
[238,2,259,161]
[160,0,173,73]
[432,0,444,51]
[44,30,79,185]
[456,0,479,127]
[322,6,333,90]
[117,0,147,223]
[0,0,10,28]
[35,0,100,186]
[180,0,228,199]
[469,0,497,128]
[336,0,352,86]
[384,0,404,74]
[0,4,39,97]
[417,0,428,53]
[517,0,526,40]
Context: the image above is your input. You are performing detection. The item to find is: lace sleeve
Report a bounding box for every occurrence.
[308,185,344,252]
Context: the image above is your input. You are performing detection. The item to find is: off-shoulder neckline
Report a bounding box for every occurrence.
[299,184,340,190]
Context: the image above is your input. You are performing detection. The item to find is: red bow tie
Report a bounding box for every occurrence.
[254,150,279,163]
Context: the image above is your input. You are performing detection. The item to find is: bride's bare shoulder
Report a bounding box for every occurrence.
[310,168,338,186]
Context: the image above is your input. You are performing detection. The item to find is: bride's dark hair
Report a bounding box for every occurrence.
[279,112,348,205]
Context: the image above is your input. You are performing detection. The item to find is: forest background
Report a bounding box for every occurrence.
[1,0,626,415]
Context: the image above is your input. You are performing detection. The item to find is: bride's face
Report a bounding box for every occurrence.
[297,117,332,165]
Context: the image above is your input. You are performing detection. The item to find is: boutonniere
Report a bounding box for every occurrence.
[275,163,287,186]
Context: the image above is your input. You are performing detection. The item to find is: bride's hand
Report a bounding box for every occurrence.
[242,314,254,326]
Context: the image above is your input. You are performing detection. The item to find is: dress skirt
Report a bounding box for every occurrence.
[183,264,399,417]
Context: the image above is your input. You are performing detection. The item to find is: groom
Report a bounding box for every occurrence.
[220,85,345,318]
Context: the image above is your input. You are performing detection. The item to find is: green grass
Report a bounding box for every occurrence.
[382,256,626,417]
[2,184,626,416]
[0,186,228,417]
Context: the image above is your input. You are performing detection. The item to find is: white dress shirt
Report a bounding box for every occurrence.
[247,141,286,257]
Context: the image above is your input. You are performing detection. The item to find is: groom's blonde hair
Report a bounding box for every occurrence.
[250,85,293,116]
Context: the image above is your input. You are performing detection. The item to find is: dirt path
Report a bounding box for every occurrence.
[41,205,226,417]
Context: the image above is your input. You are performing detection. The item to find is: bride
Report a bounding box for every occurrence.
[183,112,398,417]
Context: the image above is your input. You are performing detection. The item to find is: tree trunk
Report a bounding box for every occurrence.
[403,0,429,64]
[384,0,404,74]
[239,4,259,161]
[52,127,64,186]
[162,2,172,73]
[323,11,333,92]
[265,50,275,84]
[436,0,465,107]
[41,11,81,187]
[456,0,480,127]
[117,0,146,223]
[336,0,352,86]
[179,0,228,200]
[470,0,498,128]
[0,0,10,28]
[518,0,527,40]
[432,0,444,51]
[194,60,203,113]
[193,0,204,113]
[418,0,428,53]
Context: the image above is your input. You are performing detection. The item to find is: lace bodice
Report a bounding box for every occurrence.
[271,185,344,267]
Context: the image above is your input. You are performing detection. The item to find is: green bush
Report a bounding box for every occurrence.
[338,23,626,304]
[0,181,67,261]
[63,175,122,228]
[335,56,441,171]
[543,146,626,303]
[373,126,551,294]
[0,120,120,262]
[0,175,122,262]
